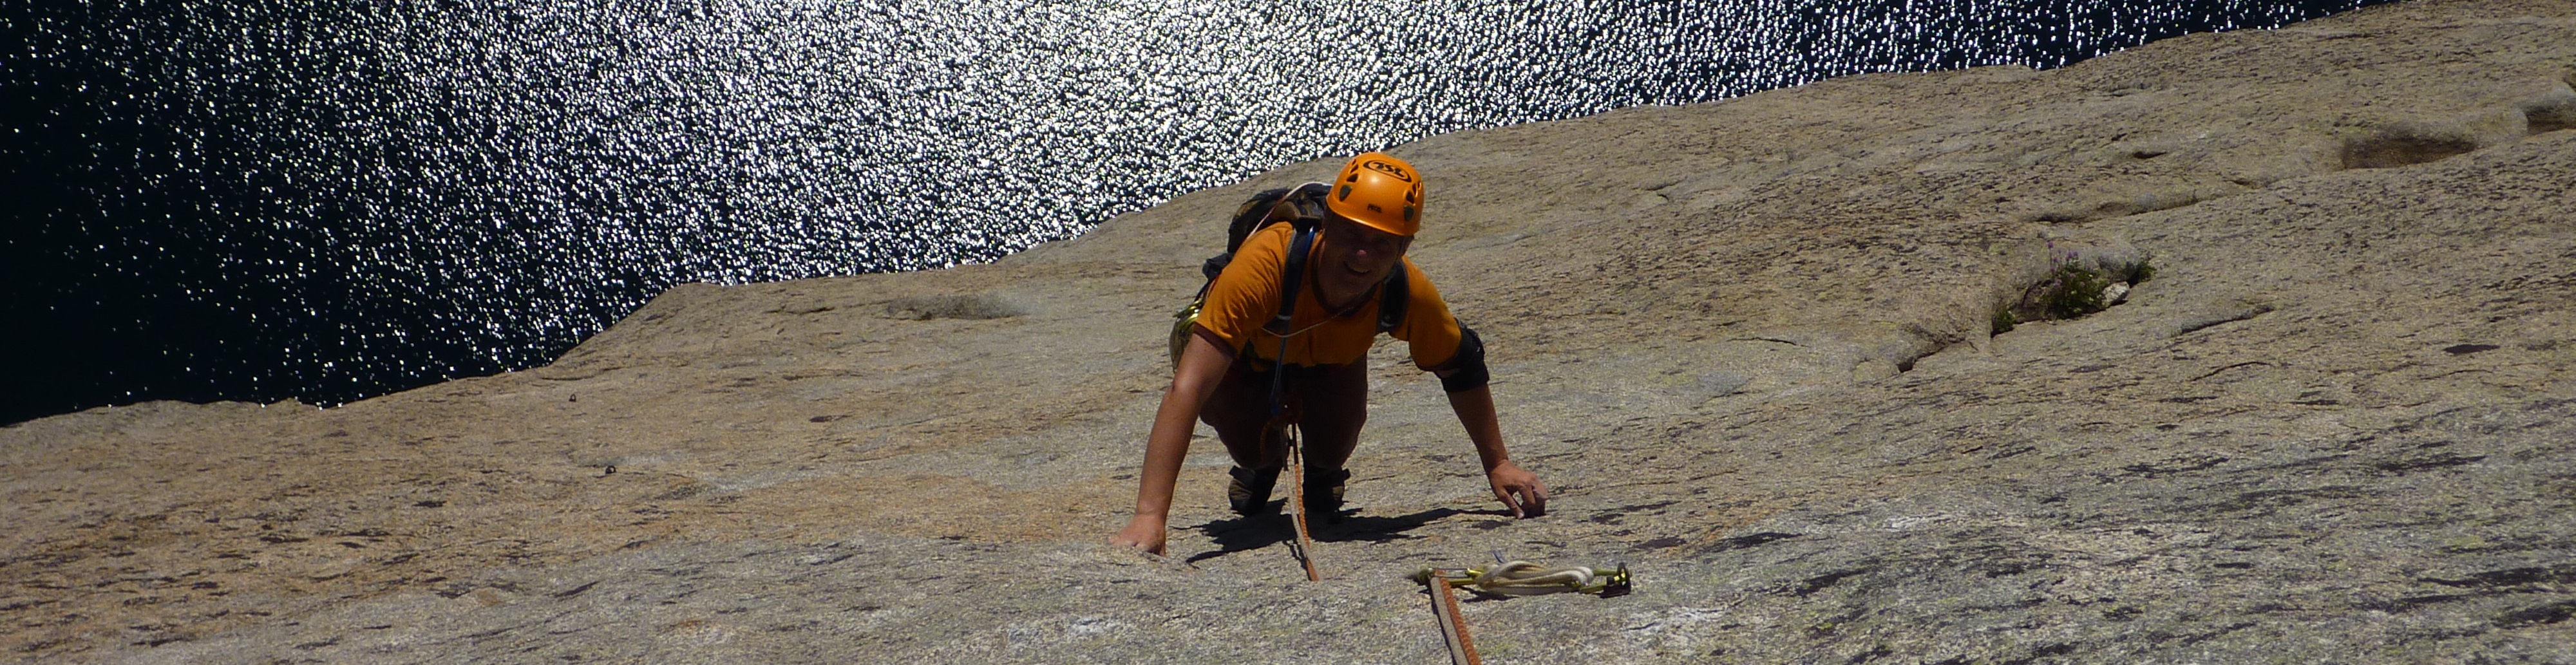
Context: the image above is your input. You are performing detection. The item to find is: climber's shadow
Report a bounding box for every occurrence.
[1316,507,1460,543]
[1184,505,1464,564]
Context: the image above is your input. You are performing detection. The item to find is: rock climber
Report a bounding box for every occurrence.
[1110,152,1549,556]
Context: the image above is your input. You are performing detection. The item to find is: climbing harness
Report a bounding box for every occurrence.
[1412,558,1633,665]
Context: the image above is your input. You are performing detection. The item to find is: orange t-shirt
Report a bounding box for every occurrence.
[1193,221,1466,370]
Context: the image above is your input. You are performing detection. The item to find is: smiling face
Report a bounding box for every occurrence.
[1314,212,1411,309]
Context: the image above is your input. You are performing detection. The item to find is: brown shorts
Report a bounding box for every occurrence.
[1200,354,1368,472]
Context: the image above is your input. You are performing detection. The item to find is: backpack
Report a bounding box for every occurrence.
[1168,182,1409,366]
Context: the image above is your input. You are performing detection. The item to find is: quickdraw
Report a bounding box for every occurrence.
[1414,561,1634,598]
[1412,559,1633,665]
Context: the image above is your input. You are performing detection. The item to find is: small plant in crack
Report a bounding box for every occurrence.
[2039,257,2112,319]
[1998,241,2154,333]
[2116,255,2156,284]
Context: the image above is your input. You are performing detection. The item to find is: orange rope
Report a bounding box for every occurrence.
[1427,571,1483,665]
[1285,423,1320,581]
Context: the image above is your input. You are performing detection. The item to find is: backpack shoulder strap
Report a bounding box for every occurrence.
[1258,182,1331,336]
[1263,220,1319,417]
[1375,268,1408,335]
[1265,219,1318,337]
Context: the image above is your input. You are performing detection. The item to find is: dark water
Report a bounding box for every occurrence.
[4,0,2384,424]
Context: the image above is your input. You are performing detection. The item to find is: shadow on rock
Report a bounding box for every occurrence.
[1182,506,1463,563]
[1183,512,1291,563]
[1316,507,1463,544]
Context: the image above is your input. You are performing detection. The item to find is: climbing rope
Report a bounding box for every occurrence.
[1283,422,1320,581]
[1423,566,1483,665]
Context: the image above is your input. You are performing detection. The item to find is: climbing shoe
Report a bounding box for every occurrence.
[1227,465,1282,516]
[1303,467,1350,521]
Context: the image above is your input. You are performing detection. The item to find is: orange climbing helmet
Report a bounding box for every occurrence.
[1325,152,1425,237]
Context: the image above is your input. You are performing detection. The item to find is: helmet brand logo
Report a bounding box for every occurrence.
[1362,160,1414,182]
